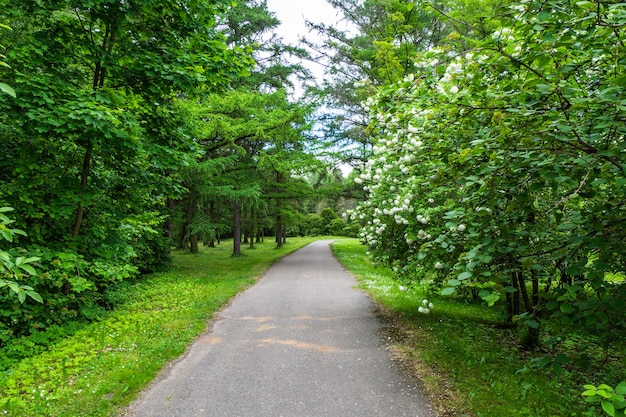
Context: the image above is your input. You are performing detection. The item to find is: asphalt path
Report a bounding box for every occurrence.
[123,240,434,417]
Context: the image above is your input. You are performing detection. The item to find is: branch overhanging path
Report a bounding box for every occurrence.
[122,240,434,417]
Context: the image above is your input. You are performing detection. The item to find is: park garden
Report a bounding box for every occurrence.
[0,0,624,416]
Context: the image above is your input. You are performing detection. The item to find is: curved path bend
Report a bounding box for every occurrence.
[123,240,434,417]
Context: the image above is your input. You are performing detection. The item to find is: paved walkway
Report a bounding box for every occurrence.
[122,240,434,417]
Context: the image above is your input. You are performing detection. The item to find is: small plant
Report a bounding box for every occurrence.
[0,207,42,304]
[582,382,626,417]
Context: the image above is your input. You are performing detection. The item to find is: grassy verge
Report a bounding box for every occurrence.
[0,237,316,417]
[330,238,624,417]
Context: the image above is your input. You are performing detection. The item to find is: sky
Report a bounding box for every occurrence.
[264,0,341,45]
[264,0,344,84]
[264,0,355,176]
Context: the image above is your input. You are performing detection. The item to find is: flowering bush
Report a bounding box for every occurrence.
[348,0,626,346]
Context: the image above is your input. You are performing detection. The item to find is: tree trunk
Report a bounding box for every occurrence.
[190,234,199,253]
[248,207,256,249]
[233,201,242,256]
[177,221,189,249]
[275,208,283,248]
[275,222,282,248]
[512,272,520,317]
[531,269,539,307]
[71,143,93,239]
[72,23,116,239]
[517,270,533,313]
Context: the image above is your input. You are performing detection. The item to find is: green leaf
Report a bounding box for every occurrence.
[447,278,462,287]
[20,264,37,276]
[560,303,573,314]
[7,282,20,294]
[616,382,626,395]
[458,271,472,280]
[537,11,552,22]
[602,399,616,416]
[479,289,500,306]
[18,290,26,304]
[441,287,456,296]
[0,82,16,98]
[576,1,595,8]
[26,290,43,303]
[527,320,540,329]
[0,228,13,242]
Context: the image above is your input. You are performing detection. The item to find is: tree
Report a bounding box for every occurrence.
[0,0,254,341]
[348,0,626,349]
[168,0,320,255]
[0,22,15,98]
[302,0,451,169]
[0,0,251,250]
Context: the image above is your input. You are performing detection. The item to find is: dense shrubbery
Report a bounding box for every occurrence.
[298,208,356,237]
[348,0,626,355]
[1,247,140,339]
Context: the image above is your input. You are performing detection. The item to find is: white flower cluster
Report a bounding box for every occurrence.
[437,59,464,95]
[418,299,434,314]
[450,224,466,233]
[492,27,515,42]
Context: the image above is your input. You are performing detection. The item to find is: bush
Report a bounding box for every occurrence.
[0,245,139,345]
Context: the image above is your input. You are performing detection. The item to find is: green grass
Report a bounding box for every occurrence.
[0,237,316,417]
[330,238,625,417]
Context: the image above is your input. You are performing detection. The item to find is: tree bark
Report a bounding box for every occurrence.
[71,143,93,239]
[531,269,539,307]
[275,204,283,248]
[512,272,520,317]
[517,270,533,313]
[233,201,242,256]
[189,234,199,253]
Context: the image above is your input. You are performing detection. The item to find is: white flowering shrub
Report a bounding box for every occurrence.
[349,0,626,344]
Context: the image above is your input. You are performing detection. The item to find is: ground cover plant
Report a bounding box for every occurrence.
[0,237,315,417]
[331,238,626,417]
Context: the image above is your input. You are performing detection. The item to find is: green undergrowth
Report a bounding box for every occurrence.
[0,237,316,417]
[330,238,625,417]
